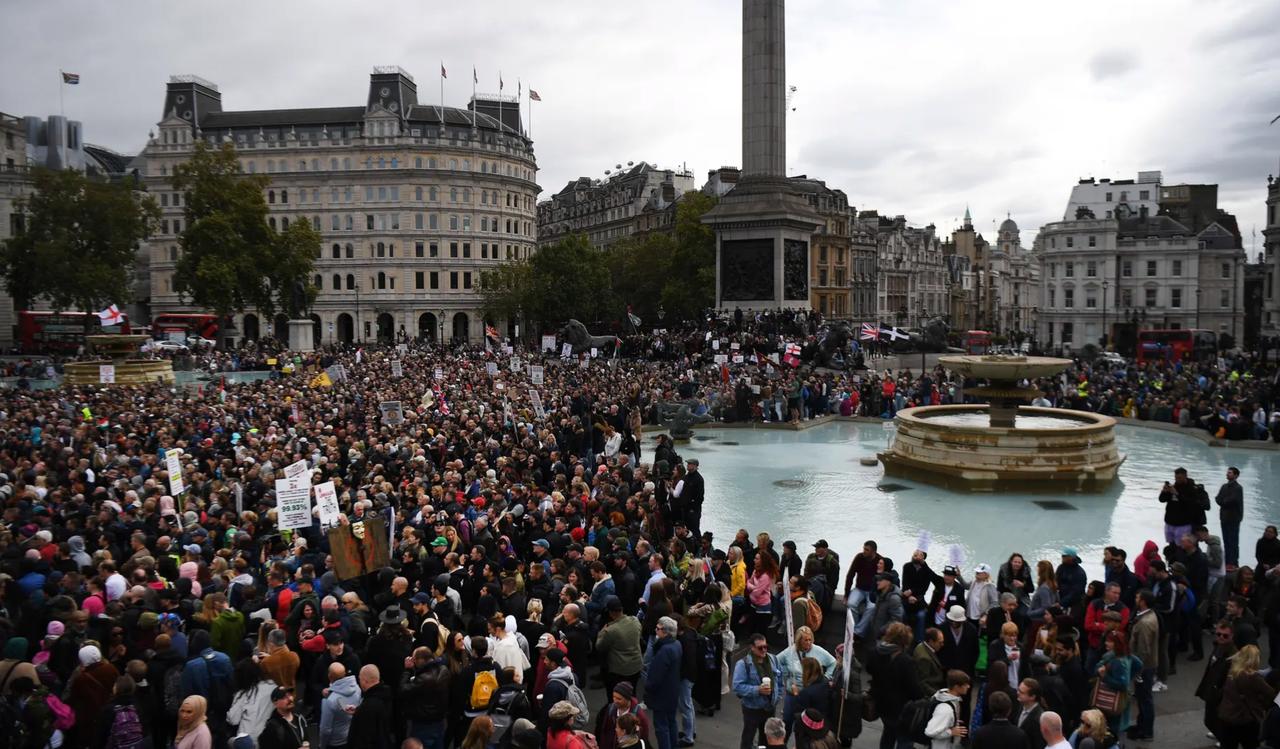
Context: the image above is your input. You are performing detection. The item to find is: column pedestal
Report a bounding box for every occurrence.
[287,319,315,352]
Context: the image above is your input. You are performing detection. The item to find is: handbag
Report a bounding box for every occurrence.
[861,690,878,722]
[1091,679,1122,716]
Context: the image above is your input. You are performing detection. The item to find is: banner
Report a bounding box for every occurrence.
[275,475,312,531]
[529,389,545,419]
[98,365,115,384]
[390,360,403,378]
[166,449,184,495]
[842,608,856,690]
[313,480,341,527]
[783,573,795,647]
[379,401,405,425]
[284,459,309,479]
[529,365,544,386]
[541,335,557,353]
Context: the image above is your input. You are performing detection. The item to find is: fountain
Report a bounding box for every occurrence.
[877,355,1124,492]
[63,335,176,386]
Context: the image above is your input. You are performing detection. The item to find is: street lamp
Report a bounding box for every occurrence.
[1195,288,1202,329]
[354,279,361,344]
[1101,280,1110,349]
[439,310,446,346]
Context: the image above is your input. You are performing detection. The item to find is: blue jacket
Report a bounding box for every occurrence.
[181,648,233,700]
[732,652,782,711]
[645,635,682,713]
[1056,559,1087,609]
[586,577,616,621]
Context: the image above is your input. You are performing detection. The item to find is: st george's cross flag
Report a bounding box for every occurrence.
[783,342,801,368]
[97,305,124,325]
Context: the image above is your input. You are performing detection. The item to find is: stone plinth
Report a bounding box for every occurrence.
[878,405,1125,492]
[287,319,315,352]
[63,334,175,386]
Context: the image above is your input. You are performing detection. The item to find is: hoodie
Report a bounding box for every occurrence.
[66,536,92,570]
[210,608,246,659]
[1134,541,1161,584]
[922,688,964,748]
[540,664,577,723]
[319,674,362,749]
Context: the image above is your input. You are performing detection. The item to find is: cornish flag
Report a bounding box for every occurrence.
[783,342,801,368]
[860,322,880,341]
[881,326,908,342]
[97,304,124,325]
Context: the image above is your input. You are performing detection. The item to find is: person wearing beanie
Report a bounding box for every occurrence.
[595,681,651,749]
[67,644,119,746]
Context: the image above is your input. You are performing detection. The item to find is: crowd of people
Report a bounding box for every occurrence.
[0,313,1276,749]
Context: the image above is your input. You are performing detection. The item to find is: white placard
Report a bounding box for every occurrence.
[434,367,444,381]
[314,480,341,527]
[284,459,309,479]
[730,342,740,350]
[397,343,408,354]
[561,343,572,358]
[390,360,403,377]
[714,354,728,365]
[783,573,795,647]
[98,365,115,384]
[509,357,520,372]
[732,355,744,364]
[712,340,720,350]
[166,449,184,496]
[486,362,498,375]
[502,344,513,356]
[275,475,312,531]
[590,347,598,358]
[326,364,347,382]
[541,335,557,353]
[379,401,405,425]
[529,389,546,420]
[842,608,856,690]
[530,365,544,386]
[234,483,243,517]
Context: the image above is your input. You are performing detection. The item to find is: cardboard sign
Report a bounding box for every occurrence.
[541,335,557,353]
[284,459,309,479]
[166,449,184,496]
[98,365,115,384]
[390,360,403,378]
[561,343,572,358]
[714,354,728,365]
[275,475,312,531]
[529,389,546,420]
[529,365,544,386]
[326,364,347,382]
[379,401,405,424]
[486,362,499,375]
[433,367,443,381]
[842,608,856,690]
[314,480,341,527]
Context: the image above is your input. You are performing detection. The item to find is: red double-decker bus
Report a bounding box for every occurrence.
[965,330,992,355]
[17,310,130,353]
[152,313,219,342]
[1136,328,1217,365]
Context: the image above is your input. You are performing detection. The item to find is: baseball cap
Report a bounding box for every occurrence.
[430,536,448,547]
[270,686,294,701]
[532,539,550,549]
[812,539,829,549]
[411,592,431,604]
[942,565,959,576]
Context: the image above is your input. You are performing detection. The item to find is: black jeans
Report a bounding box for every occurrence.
[741,706,773,749]
[1218,720,1260,749]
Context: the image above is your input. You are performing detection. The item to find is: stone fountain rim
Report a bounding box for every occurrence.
[895,404,1117,434]
[937,354,1074,380]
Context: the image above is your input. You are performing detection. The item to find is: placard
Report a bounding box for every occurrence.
[486,362,498,375]
[397,343,408,354]
[561,343,572,358]
[275,475,312,531]
[234,483,243,517]
[326,364,347,382]
[541,335,557,353]
[783,573,795,647]
[98,365,115,384]
[433,367,443,381]
[314,480,341,527]
[509,357,520,372]
[166,449,184,495]
[712,340,720,350]
[714,354,728,365]
[284,459,309,479]
[841,608,856,690]
[590,347,598,358]
[732,355,744,364]
[390,360,403,378]
[529,365,544,386]
[379,401,405,425]
[529,389,546,420]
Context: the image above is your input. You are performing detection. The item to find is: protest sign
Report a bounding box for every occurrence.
[275,475,312,531]
[98,365,115,384]
[379,401,404,425]
[166,449,184,495]
[314,480,341,526]
[284,459,309,479]
[541,335,557,353]
[529,389,546,419]
[529,365,544,385]
[390,360,403,377]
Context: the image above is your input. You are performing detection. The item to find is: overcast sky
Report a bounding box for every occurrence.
[4,0,1279,253]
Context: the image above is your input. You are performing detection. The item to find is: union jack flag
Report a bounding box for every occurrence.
[860,322,880,341]
[783,342,801,368]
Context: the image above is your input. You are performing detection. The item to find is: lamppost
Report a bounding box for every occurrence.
[438,310,446,347]
[354,279,361,344]
[1195,288,1202,329]
[1101,280,1110,349]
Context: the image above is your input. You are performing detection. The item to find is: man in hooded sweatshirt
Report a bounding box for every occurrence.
[209,592,247,659]
[181,629,234,744]
[319,662,362,749]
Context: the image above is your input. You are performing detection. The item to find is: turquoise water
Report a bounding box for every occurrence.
[679,422,1278,580]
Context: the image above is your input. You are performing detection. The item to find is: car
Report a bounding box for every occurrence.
[186,336,216,349]
[144,339,189,353]
[1099,351,1125,366]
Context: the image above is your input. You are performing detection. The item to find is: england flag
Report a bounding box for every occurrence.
[97,305,124,325]
[783,342,801,368]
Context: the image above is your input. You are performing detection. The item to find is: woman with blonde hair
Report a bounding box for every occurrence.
[175,695,213,749]
[1217,644,1275,749]
[1067,708,1116,748]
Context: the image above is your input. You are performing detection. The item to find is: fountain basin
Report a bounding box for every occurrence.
[63,334,175,386]
[878,404,1124,493]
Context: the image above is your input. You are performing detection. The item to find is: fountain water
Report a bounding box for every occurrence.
[877,355,1124,492]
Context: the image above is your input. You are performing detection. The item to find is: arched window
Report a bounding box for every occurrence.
[388,243,395,257]
[377,242,385,257]
[346,274,355,290]
[463,189,470,203]
[280,190,288,203]
[415,157,422,168]
[345,243,354,258]
[267,190,275,204]
[390,158,398,169]
[481,217,488,231]
[450,188,458,202]
[313,274,322,289]
[429,186,438,201]
[331,158,339,170]
[332,274,341,290]
[299,160,307,171]
[332,243,340,259]
[429,157,437,169]
[268,217,277,230]
[415,187,423,201]
[281,217,290,230]
[378,157,385,169]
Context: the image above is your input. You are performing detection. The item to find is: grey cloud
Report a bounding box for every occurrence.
[1088,50,1138,81]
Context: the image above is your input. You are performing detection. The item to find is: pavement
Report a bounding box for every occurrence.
[595,599,1234,749]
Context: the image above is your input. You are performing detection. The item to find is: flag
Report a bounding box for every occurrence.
[485,324,499,342]
[860,322,880,341]
[61,72,80,85]
[473,67,478,84]
[499,74,504,91]
[441,63,447,79]
[627,312,641,329]
[529,89,541,102]
[881,326,908,342]
[97,304,124,325]
[309,371,333,388]
[518,80,521,98]
[783,342,801,368]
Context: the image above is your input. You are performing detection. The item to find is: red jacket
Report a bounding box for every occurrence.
[1083,599,1131,649]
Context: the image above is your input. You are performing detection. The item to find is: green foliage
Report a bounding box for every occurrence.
[172,141,318,318]
[0,168,158,315]
[481,234,615,331]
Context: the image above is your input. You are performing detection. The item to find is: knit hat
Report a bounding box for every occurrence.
[612,681,635,701]
[78,644,102,666]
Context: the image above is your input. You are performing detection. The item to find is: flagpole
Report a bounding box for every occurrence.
[528,86,533,139]
[58,70,64,119]
[498,71,503,136]
[471,67,477,128]
[439,61,445,126]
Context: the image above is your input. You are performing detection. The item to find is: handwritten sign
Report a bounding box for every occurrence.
[313,480,341,527]
[284,459,309,479]
[166,449,184,496]
[529,365,544,386]
[433,367,443,381]
[561,343,572,358]
[275,475,312,531]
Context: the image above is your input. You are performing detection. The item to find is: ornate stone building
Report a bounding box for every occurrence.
[139,67,539,345]
[874,215,947,327]
[536,162,694,249]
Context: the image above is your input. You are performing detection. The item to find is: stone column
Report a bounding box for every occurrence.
[742,0,786,178]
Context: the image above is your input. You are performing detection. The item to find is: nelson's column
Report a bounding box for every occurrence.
[705,0,821,311]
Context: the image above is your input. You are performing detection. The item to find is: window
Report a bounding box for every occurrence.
[430,272,439,289]
[377,272,386,289]
[378,187,387,201]
[464,272,472,289]
[332,215,340,231]
[463,216,471,231]
[345,243,354,258]
[1105,192,1113,202]
[462,242,471,258]
[281,190,288,203]
[313,274,322,289]
[481,217,488,231]
[268,190,275,204]
[1146,260,1157,277]
[450,242,458,258]
[1145,288,1157,307]
[1121,289,1133,307]
[1171,288,1182,308]
[1172,260,1182,276]
[343,158,352,170]
[331,159,339,171]
[415,157,422,169]
[1221,262,1231,279]
[449,215,458,230]
[1121,260,1132,277]
[415,187,423,201]
[1064,288,1074,308]
[376,242,385,258]
[429,214,438,230]
[1088,235,1096,247]
[429,187,438,201]
[1048,289,1056,307]
[1049,263,1056,278]
[391,186,400,201]
[366,215,375,230]
[415,271,425,289]
[1066,236,1074,248]
[1086,294,1097,309]
[415,241,424,258]
[346,274,355,290]
[1062,322,1074,344]
[481,243,488,259]
[332,274,340,289]
[331,243,341,259]
[1140,190,1150,200]
[365,187,374,202]
[1086,260,1097,277]
[1065,263,1074,278]
[344,187,353,202]
[463,189,471,204]
[415,214,423,230]
[1221,289,1230,308]
[450,271,458,289]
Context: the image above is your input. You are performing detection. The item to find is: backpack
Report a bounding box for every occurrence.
[44,693,75,732]
[469,668,498,711]
[572,729,600,749]
[106,704,145,749]
[488,688,529,744]
[800,594,823,632]
[550,674,590,730]
[0,699,29,749]
[164,664,185,716]
[901,694,948,745]
[202,652,233,712]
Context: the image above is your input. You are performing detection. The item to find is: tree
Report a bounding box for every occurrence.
[0,168,158,319]
[608,192,717,324]
[480,234,614,332]
[172,141,318,319]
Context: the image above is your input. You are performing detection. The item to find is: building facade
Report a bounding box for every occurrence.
[139,68,539,345]
[874,216,947,327]
[1063,171,1162,221]
[988,216,1040,337]
[941,209,993,330]
[1037,196,1244,354]
[1263,173,1280,340]
[536,162,694,249]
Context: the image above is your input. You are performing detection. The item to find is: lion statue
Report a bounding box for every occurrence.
[559,319,621,356]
